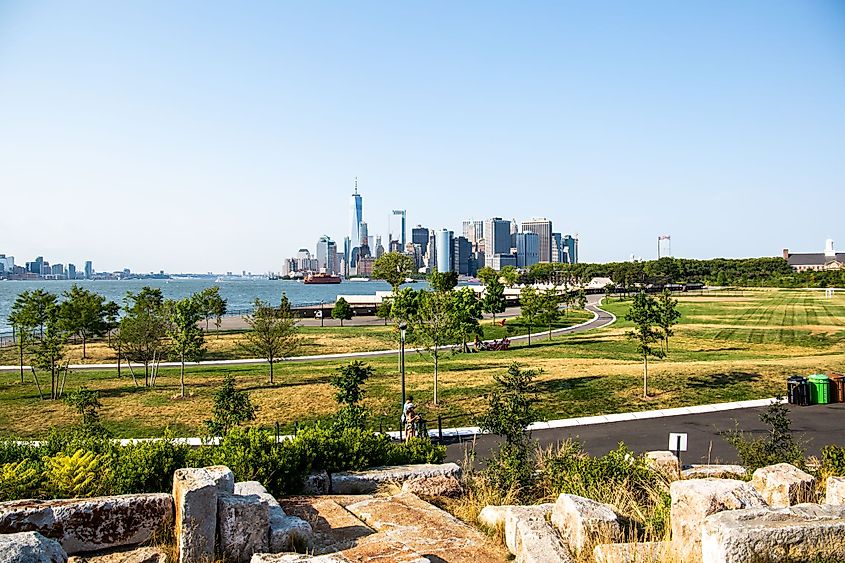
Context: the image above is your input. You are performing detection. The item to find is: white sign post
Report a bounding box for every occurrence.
[669,432,688,465]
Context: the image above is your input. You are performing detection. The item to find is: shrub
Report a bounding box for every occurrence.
[44,449,109,498]
[0,460,42,501]
[725,398,805,472]
[821,445,845,476]
[205,374,256,436]
[108,436,193,495]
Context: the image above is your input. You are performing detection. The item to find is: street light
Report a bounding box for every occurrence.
[399,321,407,439]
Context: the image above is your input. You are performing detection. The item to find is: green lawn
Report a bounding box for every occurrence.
[1,290,843,439]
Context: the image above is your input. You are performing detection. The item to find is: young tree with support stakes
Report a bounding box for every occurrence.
[656,289,682,353]
[625,291,665,398]
[8,293,39,384]
[30,304,69,401]
[58,285,110,360]
[331,297,353,326]
[197,286,227,335]
[241,299,301,385]
[478,267,506,324]
[167,296,206,398]
[330,360,373,430]
[538,287,561,340]
[118,287,168,388]
[518,286,542,346]
[372,252,416,293]
[411,290,458,405]
[452,287,483,352]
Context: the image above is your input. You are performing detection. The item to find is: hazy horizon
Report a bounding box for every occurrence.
[2,1,843,272]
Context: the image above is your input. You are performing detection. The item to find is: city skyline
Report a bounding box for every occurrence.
[1,2,843,272]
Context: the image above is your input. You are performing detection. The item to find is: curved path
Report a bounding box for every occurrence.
[0,295,616,373]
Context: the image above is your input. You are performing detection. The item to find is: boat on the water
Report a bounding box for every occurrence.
[303,273,342,284]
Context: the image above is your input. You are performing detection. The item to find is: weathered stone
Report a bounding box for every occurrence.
[217,492,270,563]
[205,465,235,494]
[0,531,67,562]
[682,464,747,480]
[504,505,573,563]
[826,476,845,505]
[551,494,623,554]
[250,555,346,563]
[0,494,173,555]
[173,468,218,563]
[68,546,167,563]
[401,475,463,498]
[670,478,767,561]
[751,463,815,508]
[302,471,330,495]
[330,463,462,494]
[280,497,373,554]
[644,451,680,481]
[234,481,269,496]
[340,533,432,562]
[477,503,553,530]
[234,484,314,553]
[701,503,845,563]
[346,492,505,563]
[592,541,671,563]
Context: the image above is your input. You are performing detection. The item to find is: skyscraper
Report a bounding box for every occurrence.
[67,263,77,279]
[412,225,429,256]
[348,178,363,271]
[453,236,472,275]
[521,218,553,262]
[84,261,93,279]
[391,210,406,247]
[316,235,337,274]
[515,232,540,268]
[562,235,578,264]
[435,229,453,273]
[551,233,564,263]
[462,220,483,246]
[483,218,512,267]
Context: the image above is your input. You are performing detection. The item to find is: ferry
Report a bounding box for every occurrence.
[303,273,342,284]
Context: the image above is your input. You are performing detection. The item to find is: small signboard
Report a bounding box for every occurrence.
[315,311,323,318]
[669,432,688,452]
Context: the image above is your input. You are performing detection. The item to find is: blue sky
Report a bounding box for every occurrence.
[1,1,843,272]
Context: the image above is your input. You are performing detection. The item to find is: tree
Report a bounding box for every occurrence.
[241,299,301,384]
[30,304,69,400]
[481,276,506,324]
[478,363,539,494]
[279,292,292,314]
[8,291,47,384]
[655,289,681,353]
[330,361,373,430]
[372,252,416,293]
[103,300,120,346]
[59,285,110,359]
[537,288,561,340]
[518,286,542,346]
[375,297,393,326]
[205,374,256,436]
[499,265,520,287]
[625,291,665,398]
[576,289,587,311]
[476,266,499,285]
[118,287,168,388]
[428,270,458,292]
[10,289,56,342]
[167,296,206,398]
[64,388,103,429]
[412,290,458,405]
[197,286,227,335]
[452,287,483,351]
[331,297,353,326]
[725,398,805,471]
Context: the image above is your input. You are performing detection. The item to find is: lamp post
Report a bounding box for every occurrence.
[319,300,324,327]
[399,321,407,439]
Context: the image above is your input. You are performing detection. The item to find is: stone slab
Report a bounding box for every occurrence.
[644,451,680,481]
[330,463,462,494]
[173,468,218,563]
[751,463,815,508]
[505,505,573,563]
[0,530,68,562]
[681,465,747,480]
[826,476,845,505]
[592,541,672,563]
[0,494,173,555]
[67,546,167,563]
[278,497,374,554]
[551,494,623,554]
[217,492,269,563]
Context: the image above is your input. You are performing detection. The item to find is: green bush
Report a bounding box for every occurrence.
[725,399,805,472]
[43,449,109,498]
[108,436,193,495]
[0,460,42,501]
[822,445,845,476]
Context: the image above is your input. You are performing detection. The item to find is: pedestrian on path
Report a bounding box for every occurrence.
[404,405,420,441]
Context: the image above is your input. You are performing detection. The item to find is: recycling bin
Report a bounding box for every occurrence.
[828,373,845,403]
[809,373,831,405]
[787,376,810,406]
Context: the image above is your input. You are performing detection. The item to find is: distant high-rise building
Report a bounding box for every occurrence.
[426,229,437,271]
[452,236,472,275]
[0,255,13,275]
[391,210,406,247]
[551,233,564,263]
[67,263,77,279]
[435,229,453,273]
[29,256,44,275]
[51,264,64,277]
[484,218,511,256]
[491,254,517,270]
[462,220,483,246]
[658,235,672,259]
[412,225,429,256]
[562,235,578,264]
[375,236,385,258]
[521,218,553,262]
[347,178,363,272]
[84,261,93,279]
[317,236,337,274]
[515,232,540,268]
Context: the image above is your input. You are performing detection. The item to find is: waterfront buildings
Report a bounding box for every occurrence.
[412,225,429,256]
[515,232,540,268]
[84,261,93,279]
[435,229,453,273]
[316,236,338,274]
[563,235,578,264]
[521,218,553,262]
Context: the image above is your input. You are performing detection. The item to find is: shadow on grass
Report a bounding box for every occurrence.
[687,371,762,389]
[534,375,608,394]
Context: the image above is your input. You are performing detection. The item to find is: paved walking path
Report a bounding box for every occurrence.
[0,296,615,373]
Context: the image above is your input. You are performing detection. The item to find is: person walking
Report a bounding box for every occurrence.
[404,405,420,441]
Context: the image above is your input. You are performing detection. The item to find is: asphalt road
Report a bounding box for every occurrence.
[446,402,845,466]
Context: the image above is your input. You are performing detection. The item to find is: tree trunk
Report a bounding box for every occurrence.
[30,367,43,400]
[433,347,439,405]
[180,353,185,398]
[528,323,531,346]
[269,358,274,385]
[82,334,87,360]
[127,360,139,387]
[18,338,24,385]
[643,355,649,398]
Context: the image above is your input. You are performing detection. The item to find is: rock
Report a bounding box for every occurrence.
[0,531,67,562]
[592,541,671,563]
[0,494,173,555]
[217,492,270,563]
[477,504,553,531]
[504,505,573,563]
[550,494,623,554]
[826,476,845,505]
[751,463,815,508]
[303,471,330,495]
[205,465,235,493]
[682,465,747,480]
[670,478,767,561]
[330,463,462,494]
[250,555,346,562]
[401,475,463,498]
[235,481,269,496]
[701,503,845,563]
[281,497,373,554]
[644,451,680,481]
[172,468,218,563]
[67,546,167,563]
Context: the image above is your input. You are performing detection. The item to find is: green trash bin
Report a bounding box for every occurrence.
[809,373,831,404]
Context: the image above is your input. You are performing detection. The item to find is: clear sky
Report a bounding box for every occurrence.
[1,1,843,273]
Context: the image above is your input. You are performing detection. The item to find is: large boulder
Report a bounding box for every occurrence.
[205,465,235,494]
[234,481,313,552]
[172,468,219,563]
[0,494,172,555]
[826,476,845,505]
[0,531,67,562]
[217,492,269,563]
[670,478,767,561]
[250,555,347,562]
[503,506,572,563]
[550,494,623,554]
[701,503,845,563]
[478,504,553,531]
[682,465,747,480]
[644,451,680,481]
[302,471,330,495]
[592,541,671,563]
[330,463,462,494]
[751,463,815,508]
[234,481,268,496]
[401,475,463,498]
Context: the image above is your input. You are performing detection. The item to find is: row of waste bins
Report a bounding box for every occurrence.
[787,373,845,406]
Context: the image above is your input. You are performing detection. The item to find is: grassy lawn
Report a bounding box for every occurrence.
[1,290,843,439]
